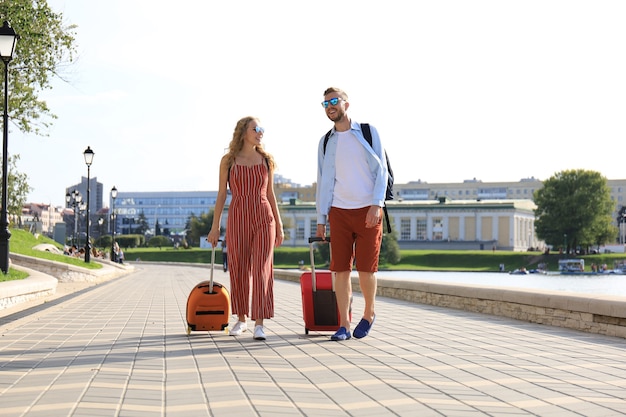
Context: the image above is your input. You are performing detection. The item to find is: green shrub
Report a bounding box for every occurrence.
[148,236,173,248]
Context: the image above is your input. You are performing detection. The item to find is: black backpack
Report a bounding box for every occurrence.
[323,123,394,232]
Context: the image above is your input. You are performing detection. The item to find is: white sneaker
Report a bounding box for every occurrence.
[229,321,247,336]
[253,325,266,341]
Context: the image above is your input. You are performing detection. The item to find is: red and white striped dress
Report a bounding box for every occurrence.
[226,162,275,320]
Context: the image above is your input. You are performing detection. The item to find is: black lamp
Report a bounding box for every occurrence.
[110,186,117,262]
[83,146,94,262]
[0,21,19,274]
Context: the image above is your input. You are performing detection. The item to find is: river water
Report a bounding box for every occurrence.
[375,271,626,298]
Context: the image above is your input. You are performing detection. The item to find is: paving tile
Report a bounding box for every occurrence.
[1,264,626,416]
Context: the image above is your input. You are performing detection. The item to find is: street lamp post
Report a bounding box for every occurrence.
[0,21,19,274]
[83,146,94,262]
[66,190,82,246]
[98,217,104,239]
[110,186,117,262]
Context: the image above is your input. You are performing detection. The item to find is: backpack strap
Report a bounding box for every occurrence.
[323,123,391,233]
[323,130,332,154]
[323,124,371,154]
[361,123,372,146]
[382,206,391,234]
[361,123,391,233]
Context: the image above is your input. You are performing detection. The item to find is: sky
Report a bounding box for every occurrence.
[10,0,626,208]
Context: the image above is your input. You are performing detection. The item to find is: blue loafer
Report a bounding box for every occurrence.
[330,327,351,341]
[353,315,376,339]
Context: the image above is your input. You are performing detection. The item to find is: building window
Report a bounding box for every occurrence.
[432,217,443,240]
[400,218,411,240]
[416,219,427,240]
[296,219,305,240]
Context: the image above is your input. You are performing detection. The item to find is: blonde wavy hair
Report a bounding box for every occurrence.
[225,116,276,171]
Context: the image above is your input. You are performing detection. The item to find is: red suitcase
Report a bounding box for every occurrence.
[186,244,231,334]
[300,237,350,334]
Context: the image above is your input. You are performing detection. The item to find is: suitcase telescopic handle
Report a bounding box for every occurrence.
[209,239,221,293]
[308,237,331,292]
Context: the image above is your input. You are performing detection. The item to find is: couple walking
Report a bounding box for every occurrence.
[207,87,388,342]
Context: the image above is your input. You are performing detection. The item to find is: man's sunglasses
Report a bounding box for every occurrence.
[253,126,265,134]
[321,97,342,108]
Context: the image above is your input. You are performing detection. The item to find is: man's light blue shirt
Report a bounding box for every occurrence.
[316,120,388,225]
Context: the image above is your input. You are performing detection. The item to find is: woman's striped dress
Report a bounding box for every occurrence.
[226,162,276,320]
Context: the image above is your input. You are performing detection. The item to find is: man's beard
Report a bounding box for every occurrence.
[328,110,345,123]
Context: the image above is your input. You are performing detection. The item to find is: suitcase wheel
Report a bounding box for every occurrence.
[305,328,309,335]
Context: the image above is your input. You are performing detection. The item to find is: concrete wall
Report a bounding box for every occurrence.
[1,254,134,311]
[9,253,130,283]
[274,270,626,339]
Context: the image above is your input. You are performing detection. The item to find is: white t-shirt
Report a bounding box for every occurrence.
[332,130,374,209]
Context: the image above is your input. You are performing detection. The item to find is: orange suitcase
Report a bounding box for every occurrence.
[186,245,231,334]
[300,237,351,334]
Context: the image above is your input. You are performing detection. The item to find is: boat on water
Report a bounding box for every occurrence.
[509,263,547,275]
[557,259,625,275]
[559,259,585,274]
[613,260,626,275]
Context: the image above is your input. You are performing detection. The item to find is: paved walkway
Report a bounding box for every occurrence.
[1,263,625,417]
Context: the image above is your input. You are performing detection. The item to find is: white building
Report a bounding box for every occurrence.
[216,198,542,251]
[21,203,65,234]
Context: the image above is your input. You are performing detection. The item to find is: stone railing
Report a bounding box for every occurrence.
[9,253,131,283]
[1,254,134,311]
[274,270,626,339]
[0,266,57,310]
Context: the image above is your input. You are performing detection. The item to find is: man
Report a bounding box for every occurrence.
[315,87,388,341]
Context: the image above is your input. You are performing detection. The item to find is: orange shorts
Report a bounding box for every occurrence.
[328,206,383,273]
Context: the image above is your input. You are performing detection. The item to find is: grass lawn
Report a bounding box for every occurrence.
[125,246,626,272]
[5,228,626,278]
[1,229,103,282]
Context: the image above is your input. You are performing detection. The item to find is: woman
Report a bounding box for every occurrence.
[207,116,284,341]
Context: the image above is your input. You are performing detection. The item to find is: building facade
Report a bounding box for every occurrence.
[21,203,65,234]
[274,178,626,225]
[111,190,231,236]
[213,198,542,252]
[65,176,104,214]
[51,176,625,249]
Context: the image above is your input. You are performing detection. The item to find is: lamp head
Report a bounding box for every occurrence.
[0,21,18,63]
[111,185,118,199]
[83,146,94,166]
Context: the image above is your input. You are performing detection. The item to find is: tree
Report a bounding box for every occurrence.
[380,227,401,265]
[148,235,172,249]
[0,0,78,135]
[534,169,616,253]
[187,211,214,247]
[136,211,150,235]
[4,154,31,224]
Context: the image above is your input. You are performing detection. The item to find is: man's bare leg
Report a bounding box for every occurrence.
[357,271,376,323]
[335,271,352,329]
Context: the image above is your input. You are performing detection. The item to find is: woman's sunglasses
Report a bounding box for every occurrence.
[253,126,265,134]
